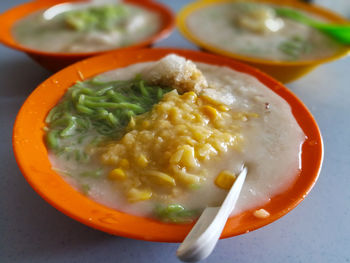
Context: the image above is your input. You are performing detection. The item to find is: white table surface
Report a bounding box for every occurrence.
[1,1,349,262]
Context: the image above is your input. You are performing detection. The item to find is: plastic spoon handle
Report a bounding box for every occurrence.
[275,7,350,44]
[177,166,247,262]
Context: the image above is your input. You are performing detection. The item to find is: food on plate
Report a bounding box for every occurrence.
[12,3,161,53]
[45,54,305,223]
[185,1,343,61]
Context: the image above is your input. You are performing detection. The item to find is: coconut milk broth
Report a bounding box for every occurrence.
[49,61,305,218]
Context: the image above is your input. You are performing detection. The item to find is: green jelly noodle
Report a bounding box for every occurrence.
[45,75,172,157]
[154,204,199,223]
[64,4,128,32]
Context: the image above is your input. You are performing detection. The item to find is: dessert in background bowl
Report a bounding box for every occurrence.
[0,0,174,71]
[177,0,350,83]
[13,48,323,241]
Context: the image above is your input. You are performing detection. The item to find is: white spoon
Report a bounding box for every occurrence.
[177,166,247,262]
[43,0,116,20]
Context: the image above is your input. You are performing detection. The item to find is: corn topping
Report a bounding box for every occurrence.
[108,168,126,181]
[136,154,149,168]
[215,170,237,190]
[101,90,257,202]
[127,188,152,202]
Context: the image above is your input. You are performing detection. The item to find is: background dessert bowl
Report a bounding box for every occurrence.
[0,0,175,71]
[177,0,350,83]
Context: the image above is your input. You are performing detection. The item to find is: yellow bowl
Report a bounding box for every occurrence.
[177,0,350,83]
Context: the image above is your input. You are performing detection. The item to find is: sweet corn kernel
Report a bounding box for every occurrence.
[177,171,201,186]
[137,154,149,168]
[168,107,181,124]
[127,188,152,202]
[170,148,184,164]
[182,91,197,102]
[119,159,130,169]
[217,105,230,112]
[147,171,176,186]
[200,95,221,105]
[201,105,219,121]
[215,170,237,190]
[213,120,225,129]
[179,145,198,168]
[128,116,136,129]
[108,168,126,180]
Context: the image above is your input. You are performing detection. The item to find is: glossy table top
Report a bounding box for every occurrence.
[1,1,349,262]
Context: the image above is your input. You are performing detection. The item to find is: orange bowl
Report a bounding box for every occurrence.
[0,0,175,71]
[177,0,350,83]
[13,48,323,242]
